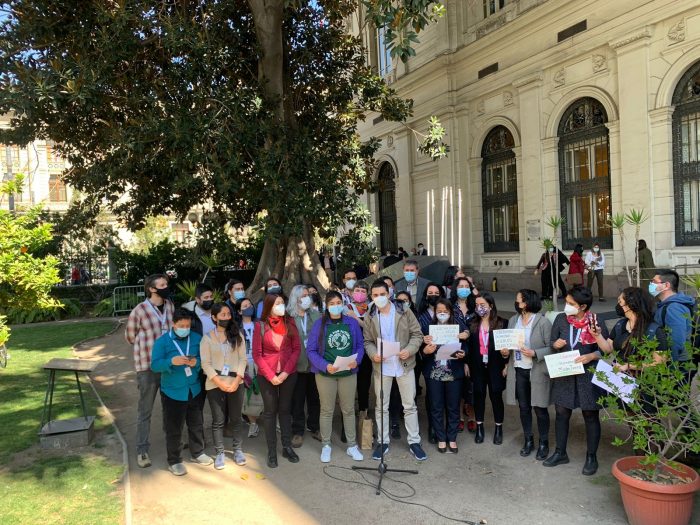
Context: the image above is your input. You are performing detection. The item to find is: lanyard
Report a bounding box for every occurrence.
[215,332,229,361]
[146,300,168,333]
[170,331,190,356]
[569,325,582,349]
[300,314,308,338]
[480,327,490,348]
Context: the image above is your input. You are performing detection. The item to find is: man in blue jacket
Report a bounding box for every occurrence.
[650,269,695,366]
[151,308,213,475]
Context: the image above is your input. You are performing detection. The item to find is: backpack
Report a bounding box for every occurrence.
[658,301,700,364]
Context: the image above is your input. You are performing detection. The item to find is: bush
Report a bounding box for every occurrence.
[92,299,114,318]
[111,240,200,285]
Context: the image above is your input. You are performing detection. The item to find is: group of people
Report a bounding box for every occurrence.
[125,259,695,477]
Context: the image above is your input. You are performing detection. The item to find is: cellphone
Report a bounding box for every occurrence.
[589,314,597,330]
[450,351,461,359]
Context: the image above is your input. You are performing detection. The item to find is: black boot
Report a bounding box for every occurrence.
[475,423,484,444]
[543,449,570,467]
[428,427,437,445]
[536,439,549,461]
[520,436,534,457]
[282,446,300,463]
[582,453,598,476]
[267,450,278,468]
[493,425,503,445]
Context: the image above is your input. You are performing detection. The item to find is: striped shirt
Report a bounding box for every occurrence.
[125,299,174,372]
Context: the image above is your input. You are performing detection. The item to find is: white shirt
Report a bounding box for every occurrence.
[195,306,216,335]
[242,321,255,365]
[584,250,605,271]
[378,304,403,377]
[514,315,534,370]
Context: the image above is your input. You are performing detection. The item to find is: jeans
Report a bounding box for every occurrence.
[161,390,206,465]
[316,373,357,446]
[259,373,298,453]
[136,370,160,455]
[587,270,604,298]
[427,378,463,442]
[208,386,244,454]
[473,364,505,424]
[374,371,420,445]
[515,367,550,439]
[555,405,600,454]
[291,372,320,436]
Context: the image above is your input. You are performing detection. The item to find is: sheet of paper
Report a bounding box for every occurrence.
[435,343,463,360]
[493,329,526,350]
[379,339,400,357]
[544,350,585,378]
[429,324,460,345]
[591,360,637,404]
[332,353,359,372]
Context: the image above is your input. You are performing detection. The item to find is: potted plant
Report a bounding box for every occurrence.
[595,334,700,525]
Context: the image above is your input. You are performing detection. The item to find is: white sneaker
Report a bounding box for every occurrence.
[192,453,213,466]
[320,445,332,463]
[168,463,187,476]
[136,453,151,468]
[248,422,259,438]
[346,446,364,461]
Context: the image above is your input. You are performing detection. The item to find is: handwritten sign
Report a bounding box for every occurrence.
[544,350,585,378]
[429,324,460,345]
[493,329,525,350]
[592,360,637,404]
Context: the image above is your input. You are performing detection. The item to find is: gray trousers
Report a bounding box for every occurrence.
[136,370,160,455]
[315,373,357,447]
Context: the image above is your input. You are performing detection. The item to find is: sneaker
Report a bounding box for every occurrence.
[168,463,187,476]
[233,450,247,466]
[192,453,213,466]
[214,452,225,470]
[248,422,259,438]
[136,453,151,468]
[409,443,428,461]
[346,446,364,461]
[320,445,332,463]
[372,444,389,460]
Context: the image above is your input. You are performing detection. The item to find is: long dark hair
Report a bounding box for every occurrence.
[261,293,286,323]
[316,291,344,350]
[470,292,498,331]
[621,287,655,345]
[442,265,459,288]
[431,298,455,325]
[450,276,474,306]
[418,282,445,316]
[211,303,243,346]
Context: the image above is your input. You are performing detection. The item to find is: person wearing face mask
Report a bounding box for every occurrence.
[341,269,358,305]
[395,291,415,314]
[287,285,322,448]
[253,294,302,468]
[306,291,365,463]
[256,278,284,318]
[200,303,248,470]
[584,243,606,302]
[536,246,569,301]
[545,286,608,475]
[345,280,370,327]
[650,270,696,368]
[395,260,430,310]
[416,243,428,256]
[450,277,477,433]
[225,279,246,319]
[567,244,585,288]
[183,283,216,336]
[237,298,261,437]
[381,276,395,301]
[500,289,553,459]
[306,285,324,313]
[151,308,212,475]
[467,293,508,445]
[126,273,175,468]
[421,299,467,453]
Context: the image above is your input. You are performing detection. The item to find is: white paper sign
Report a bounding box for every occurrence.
[332,353,359,372]
[378,339,400,358]
[591,360,637,404]
[493,329,526,350]
[545,350,585,378]
[435,343,463,360]
[429,325,460,345]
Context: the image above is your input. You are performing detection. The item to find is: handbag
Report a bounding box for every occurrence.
[565,273,583,285]
[357,410,374,450]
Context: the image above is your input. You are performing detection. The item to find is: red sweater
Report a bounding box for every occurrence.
[569,251,585,276]
[252,319,301,381]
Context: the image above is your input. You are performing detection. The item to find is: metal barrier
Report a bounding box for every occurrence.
[112,286,145,316]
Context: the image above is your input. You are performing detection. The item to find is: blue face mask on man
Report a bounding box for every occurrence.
[648,282,662,297]
[404,271,417,283]
[233,290,246,301]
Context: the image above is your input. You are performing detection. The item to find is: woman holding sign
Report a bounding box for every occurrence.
[306,291,365,463]
[500,290,553,460]
[544,286,608,476]
[467,293,509,445]
[421,299,468,453]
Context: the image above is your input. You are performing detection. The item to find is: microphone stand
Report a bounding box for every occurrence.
[352,303,418,495]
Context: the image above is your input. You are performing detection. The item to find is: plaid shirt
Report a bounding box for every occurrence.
[125,299,174,372]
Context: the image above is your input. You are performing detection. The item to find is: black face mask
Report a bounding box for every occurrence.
[241,307,255,318]
[615,304,626,317]
[514,302,522,314]
[201,300,214,311]
[155,287,171,300]
[217,319,231,328]
[427,295,439,307]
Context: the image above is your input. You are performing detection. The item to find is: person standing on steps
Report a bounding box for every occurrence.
[395,259,431,311]
[585,243,606,302]
[253,293,301,468]
[125,273,174,469]
[450,277,477,434]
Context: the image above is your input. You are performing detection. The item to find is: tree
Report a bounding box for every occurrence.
[0,1,447,298]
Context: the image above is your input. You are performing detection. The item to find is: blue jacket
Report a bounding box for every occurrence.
[151,331,203,401]
[306,315,365,374]
[654,293,695,362]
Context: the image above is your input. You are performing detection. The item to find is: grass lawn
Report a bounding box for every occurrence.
[0,321,123,525]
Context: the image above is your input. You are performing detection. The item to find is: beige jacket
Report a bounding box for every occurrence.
[200,331,247,390]
[363,303,423,372]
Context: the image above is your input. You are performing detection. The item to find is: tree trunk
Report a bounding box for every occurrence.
[248,0,285,121]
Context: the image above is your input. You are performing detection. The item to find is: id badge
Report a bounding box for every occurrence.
[221,365,230,376]
[184,366,193,377]
[439,360,448,366]
[515,351,522,361]
[482,353,489,364]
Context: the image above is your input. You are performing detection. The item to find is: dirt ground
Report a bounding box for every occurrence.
[75,324,699,525]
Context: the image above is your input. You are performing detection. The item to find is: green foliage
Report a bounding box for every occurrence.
[176,281,199,301]
[92,298,114,318]
[111,239,199,285]
[330,204,380,277]
[625,208,649,226]
[609,212,626,231]
[0,315,9,346]
[130,216,174,255]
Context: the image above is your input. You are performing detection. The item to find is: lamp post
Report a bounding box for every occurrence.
[5,145,14,212]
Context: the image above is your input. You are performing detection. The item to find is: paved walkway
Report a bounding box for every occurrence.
[74,325,696,525]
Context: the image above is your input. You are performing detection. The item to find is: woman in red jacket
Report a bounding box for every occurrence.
[567,244,585,288]
[253,293,302,468]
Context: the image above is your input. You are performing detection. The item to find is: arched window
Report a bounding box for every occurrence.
[673,60,700,246]
[558,97,612,249]
[377,162,398,254]
[482,126,518,252]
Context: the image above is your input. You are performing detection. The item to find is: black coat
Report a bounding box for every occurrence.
[467,316,509,392]
[538,249,570,274]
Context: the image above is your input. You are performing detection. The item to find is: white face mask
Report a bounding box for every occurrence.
[272,304,286,317]
[593,247,600,253]
[564,304,579,317]
[345,279,356,290]
[373,295,389,309]
[299,296,312,310]
[436,313,450,323]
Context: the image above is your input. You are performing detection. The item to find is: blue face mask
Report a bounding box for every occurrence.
[328,305,344,317]
[173,327,190,339]
[404,271,417,282]
[233,290,246,301]
[456,287,471,299]
[267,285,282,295]
[648,282,661,297]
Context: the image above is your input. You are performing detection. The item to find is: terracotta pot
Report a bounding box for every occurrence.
[612,456,700,525]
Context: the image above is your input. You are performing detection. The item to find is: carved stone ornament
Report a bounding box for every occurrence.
[476,100,485,115]
[553,69,566,87]
[668,19,685,43]
[503,91,513,106]
[592,54,607,73]
[386,135,394,147]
